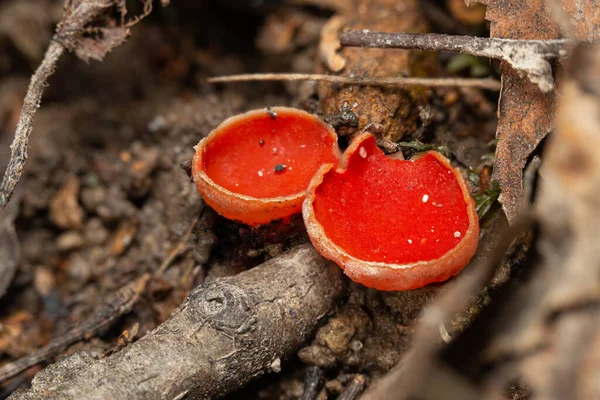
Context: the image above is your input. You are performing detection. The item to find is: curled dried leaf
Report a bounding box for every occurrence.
[319,16,347,72]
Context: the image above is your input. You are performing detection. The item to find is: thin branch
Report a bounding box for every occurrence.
[300,366,324,400]
[0,274,150,384]
[338,375,366,400]
[340,31,576,92]
[11,245,343,400]
[207,73,501,91]
[0,0,154,210]
[154,216,197,277]
[0,42,65,210]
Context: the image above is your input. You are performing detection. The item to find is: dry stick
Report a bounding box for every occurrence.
[300,366,324,400]
[340,31,574,93]
[361,213,533,400]
[0,42,65,210]
[208,73,501,91]
[0,211,210,385]
[11,245,343,400]
[0,273,150,384]
[338,375,366,400]
[154,217,198,277]
[0,0,150,210]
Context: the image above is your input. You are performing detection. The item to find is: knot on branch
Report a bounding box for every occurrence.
[190,282,257,335]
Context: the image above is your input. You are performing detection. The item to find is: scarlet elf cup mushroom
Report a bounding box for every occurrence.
[303,133,479,291]
[192,107,341,225]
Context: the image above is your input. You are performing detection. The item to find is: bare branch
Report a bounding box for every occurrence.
[207,73,501,91]
[0,274,150,383]
[0,42,64,210]
[340,30,575,92]
[10,245,343,400]
[0,0,153,210]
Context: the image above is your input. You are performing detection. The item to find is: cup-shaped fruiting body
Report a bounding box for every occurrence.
[303,133,479,291]
[192,107,340,225]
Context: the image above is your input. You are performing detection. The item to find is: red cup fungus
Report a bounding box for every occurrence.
[192,107,340,225]
[303,133,479,291]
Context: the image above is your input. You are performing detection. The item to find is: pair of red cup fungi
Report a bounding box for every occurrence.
[192,107,479,291]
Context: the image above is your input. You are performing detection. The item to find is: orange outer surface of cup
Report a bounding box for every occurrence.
[192,107,340,226]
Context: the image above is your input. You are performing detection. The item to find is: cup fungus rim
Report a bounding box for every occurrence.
[302,132,480,290]
[192,106,340,225]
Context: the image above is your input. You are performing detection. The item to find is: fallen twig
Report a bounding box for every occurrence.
[338,375,366,400]
[10,245,343,400]
[0,273,150,384]
[340,31,575,92]
[0,184,21,301]
[0,0,154,210]
[0,42,64,210]
[300,366,324,400]
[207,73,501,91]
[154,216,198,277]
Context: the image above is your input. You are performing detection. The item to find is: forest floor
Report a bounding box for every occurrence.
[0,1,598,399]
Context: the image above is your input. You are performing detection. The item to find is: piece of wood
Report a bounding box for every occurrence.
[10,244,343,400]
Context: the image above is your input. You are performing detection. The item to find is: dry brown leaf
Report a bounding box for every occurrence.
[110,219,138,256]
[75,27,130,63]
[317,0,436,141]
[488,0,600,223]
[255,10,304,55]
[447,0,486,26]
[319,16,347,72]
[487,45,600,399]
[49,176,84,230]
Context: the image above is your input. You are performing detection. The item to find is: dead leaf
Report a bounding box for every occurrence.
[110,219,138,256]
[255,10,304,55]
[319,16,347,72]
[447,0,486,26]
[75,27,130,63]
[487,44,600,400]
[487,0,600,223]
[49,176,84,230]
